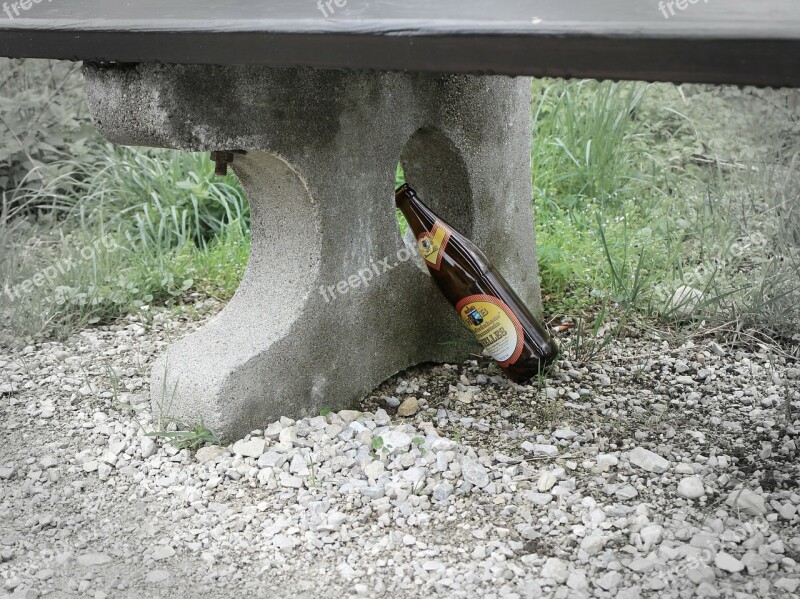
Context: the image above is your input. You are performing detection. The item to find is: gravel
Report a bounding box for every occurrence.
[0,309,799,598]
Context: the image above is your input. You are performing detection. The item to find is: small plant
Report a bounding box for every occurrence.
[307,455,333,488]
[147,421,220,451]
[371,435,389,457]
[103,361,122,404]
[319,407,331,417]
[411,436,426,455]
[568,306,628,363]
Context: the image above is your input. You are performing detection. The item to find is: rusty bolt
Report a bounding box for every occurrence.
[210,151,236,177]
[210,150,247,176]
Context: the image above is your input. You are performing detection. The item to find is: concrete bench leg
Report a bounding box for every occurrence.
[83,65,543,441]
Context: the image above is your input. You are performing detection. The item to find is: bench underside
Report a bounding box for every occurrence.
[2,0,800,86]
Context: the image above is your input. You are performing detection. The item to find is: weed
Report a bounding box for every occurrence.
[308,456,319,488]
[307,455,334,488]
[103,361,121,403]
[567,306,633,364]
[146,421,220,451]
[412,436,426,455]
[371,435,389,457]
[411,479,427,496]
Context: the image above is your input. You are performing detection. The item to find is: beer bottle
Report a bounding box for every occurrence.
[395,184,558,382]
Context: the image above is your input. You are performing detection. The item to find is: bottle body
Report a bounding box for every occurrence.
[395,184,558,382]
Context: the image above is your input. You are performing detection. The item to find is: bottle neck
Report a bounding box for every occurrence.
[395,184,489,278]
[395,184,438,236]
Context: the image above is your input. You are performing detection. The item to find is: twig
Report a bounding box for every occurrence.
[690,154,760,172]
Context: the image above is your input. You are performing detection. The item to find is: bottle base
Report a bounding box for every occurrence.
[502,352,559,384]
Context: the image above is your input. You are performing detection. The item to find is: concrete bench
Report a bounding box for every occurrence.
[2,1,799,440]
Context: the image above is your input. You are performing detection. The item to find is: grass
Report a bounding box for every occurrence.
[1,58,798,355]
[1,134,249,342]
[146,422,221,451]
[531,80,800,350]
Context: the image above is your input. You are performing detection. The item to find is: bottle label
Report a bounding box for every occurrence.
[417,221,451,271]
[456,294,524,367]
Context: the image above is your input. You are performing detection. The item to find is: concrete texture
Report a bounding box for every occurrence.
[83,64,542,441]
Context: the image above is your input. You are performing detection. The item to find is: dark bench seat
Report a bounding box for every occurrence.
[1,0,799,86]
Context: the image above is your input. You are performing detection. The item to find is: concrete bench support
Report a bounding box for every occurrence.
[83,65,543,441]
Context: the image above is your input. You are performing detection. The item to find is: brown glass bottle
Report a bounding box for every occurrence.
[395,184,558,382]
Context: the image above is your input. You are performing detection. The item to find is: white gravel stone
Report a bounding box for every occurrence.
[4,577,21,590]
[695,582,721,597]
[280,473,303,489]
[97,463,112,480]
[714,552,744,573]
[145,570,171,583]
[140,437,157,458]
[195,445,228,463]
[397,397,419,417]
[338,410,360,423]
[152,546,175,561]
[628,447,670,473]
[708,341,725,356]
[531,444,559,457]
[541,558,569,583]
[627,557,654,573]
[566,570,588,591]
[775,578,800,593]
[363,460,384,480]
[232,438,266,458]
[462,459,490,488]
[741,551,768,574]
[596,453,619,467]
[670,285,705,317]
[379,430,412,453]
[687,564,716,585]
[432,482,454,502]
[640,524,663,549]
[725,488,767,515]
[616,485,639,500]
[596,571,622,590]
[523,491,553,506]
[537,471,556,492]
[76,553,112,567]
[580,533,607,555]
[38,455,57,469]
[677,476,706,499]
